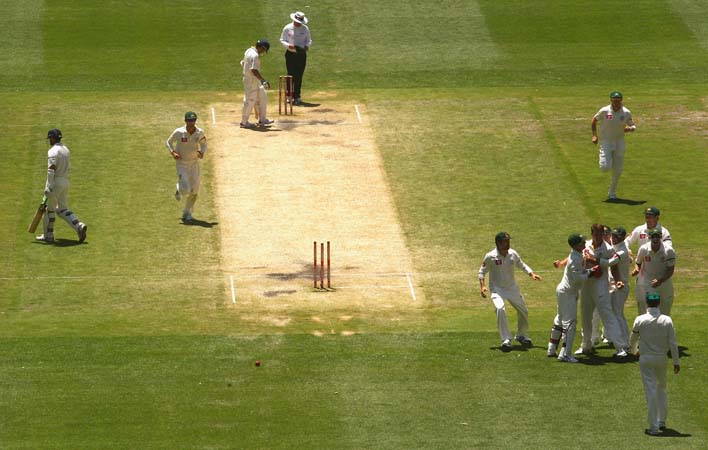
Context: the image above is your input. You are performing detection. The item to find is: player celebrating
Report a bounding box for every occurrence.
[166,112,207,222]
[627,206,672,251]
[632,228,676,315]
[591,91,636,201]
[479,232,542,352]
[36,129,88,243]
[547,234,596,362]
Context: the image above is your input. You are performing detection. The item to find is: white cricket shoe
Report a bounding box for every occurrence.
[515,336,533,346]
[558,355,579,363]
[77,223,88,243]
[614,349,628,358]
[574,347,594,356]
[500,340,512,352]
[182,213,193,222]
[258,119,274,126]
[240,122,256,129]
[35,234,55,243]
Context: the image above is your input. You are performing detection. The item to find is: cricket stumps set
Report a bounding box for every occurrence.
[279,75,294,115]
[313,241,331,290]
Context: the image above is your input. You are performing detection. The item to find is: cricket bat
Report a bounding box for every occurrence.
[27,196,48,233]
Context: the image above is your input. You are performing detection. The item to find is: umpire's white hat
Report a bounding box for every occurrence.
[290,11,308,24]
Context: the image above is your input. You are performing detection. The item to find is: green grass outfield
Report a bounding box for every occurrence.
[1,1,707,448]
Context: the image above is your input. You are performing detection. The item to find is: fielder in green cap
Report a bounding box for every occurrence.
[591,91,637,200]
[629,290,680,436]
[631,226,676,315]
[546,232,597,362]
[165,111,208,222]
[626,206,672,252]
[478,232,542,352]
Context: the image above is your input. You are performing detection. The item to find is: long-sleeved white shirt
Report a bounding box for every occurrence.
[630,307,679,365]
[478,248,533,290]
[556,249,590,294]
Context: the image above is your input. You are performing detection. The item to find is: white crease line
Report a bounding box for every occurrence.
[354,105,362,124]
[406,273,417,302]
[211,107,216,125]
[229,275,236,304]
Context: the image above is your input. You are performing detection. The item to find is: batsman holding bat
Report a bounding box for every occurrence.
[35,129,88,243]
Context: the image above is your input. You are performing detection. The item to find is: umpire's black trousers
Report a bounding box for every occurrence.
[285,50,307,100]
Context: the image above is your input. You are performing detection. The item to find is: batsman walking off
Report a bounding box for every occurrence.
[36,129,87,244]
[166,112,207,222]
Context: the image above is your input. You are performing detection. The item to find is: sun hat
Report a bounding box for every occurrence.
[291,11,308,25]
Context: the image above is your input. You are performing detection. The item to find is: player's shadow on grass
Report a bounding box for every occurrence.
[32,239,84,247]
[295,101,321,108]
[604,197,646,205]
[180,218,218,228]
[653,428,691,438]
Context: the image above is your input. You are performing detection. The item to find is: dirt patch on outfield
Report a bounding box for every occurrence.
[209,93,422,311]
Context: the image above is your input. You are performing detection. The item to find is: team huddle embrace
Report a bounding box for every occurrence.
[478,206,679,435]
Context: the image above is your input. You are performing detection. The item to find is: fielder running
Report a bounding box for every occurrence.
[629,292,680,436]
[591,91,636,200]
[166,111,207,222]
[479,232,542,352]
[36,129,87,244]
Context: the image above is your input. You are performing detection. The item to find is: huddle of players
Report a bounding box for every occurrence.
[478,206,675,362]
[548,206,675,363]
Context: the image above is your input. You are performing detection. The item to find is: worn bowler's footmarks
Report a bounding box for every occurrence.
[210,98,422,310]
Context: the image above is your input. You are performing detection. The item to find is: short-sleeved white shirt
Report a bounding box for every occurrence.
[166,126,207,163]
[635,241,676,288]
[242,47,260,80]
[627,223,672,250]
[478,248,533,291]
[594,105,633,141]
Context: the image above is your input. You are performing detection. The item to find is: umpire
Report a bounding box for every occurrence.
[280,11,312,105]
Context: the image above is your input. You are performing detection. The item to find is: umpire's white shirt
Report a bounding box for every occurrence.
[479,248,532,291]
[280,22,312,51]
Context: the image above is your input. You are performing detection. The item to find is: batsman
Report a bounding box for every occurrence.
[35,129,87,243]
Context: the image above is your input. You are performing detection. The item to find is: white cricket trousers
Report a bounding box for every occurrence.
[176,161,200,215]
[490,287,529,342]
[611,285,630,344]
[639,354,669,431]
[599,140,625,197]
[242,78,267,124]
[555,290,579,352]
[636,282,674,316]
[580,281,628,351]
